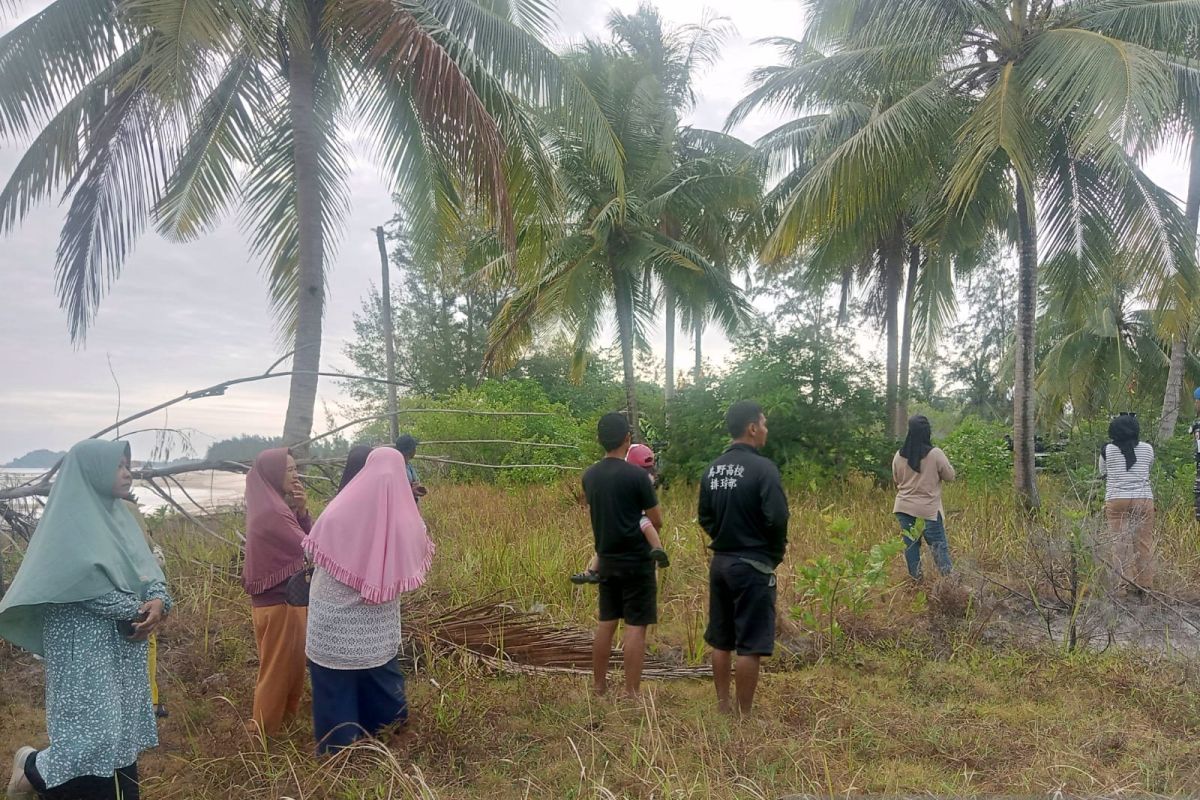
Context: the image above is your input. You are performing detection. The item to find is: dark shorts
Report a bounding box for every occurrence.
[597,560,657,626]
[705,553,777,656]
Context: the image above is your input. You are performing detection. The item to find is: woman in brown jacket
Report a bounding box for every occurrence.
[892,415,956,580]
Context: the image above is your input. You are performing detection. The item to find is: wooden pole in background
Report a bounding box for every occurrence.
[376,226,399,442]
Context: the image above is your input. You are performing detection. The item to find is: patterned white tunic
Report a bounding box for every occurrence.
[304,567,401,670]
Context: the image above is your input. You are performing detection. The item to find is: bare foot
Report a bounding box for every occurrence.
[717,701,733,715]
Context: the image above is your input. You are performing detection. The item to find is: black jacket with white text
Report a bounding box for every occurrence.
[697,443,789,567]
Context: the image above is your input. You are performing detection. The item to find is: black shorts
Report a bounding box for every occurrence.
[704,553,777,656]
[597,560,657,626]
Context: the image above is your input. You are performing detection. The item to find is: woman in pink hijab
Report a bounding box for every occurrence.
[241,448,312,736]
[303,447,434,754]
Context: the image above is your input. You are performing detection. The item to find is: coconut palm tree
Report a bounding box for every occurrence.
[606,2,735,411]
[729,37,1005,437]
[0,0,622,451]
[485,45,757,434]
[764,0,1200,507]
[1039,254,1167,422]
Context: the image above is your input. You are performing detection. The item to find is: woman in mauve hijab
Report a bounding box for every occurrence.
[241,447,312,736]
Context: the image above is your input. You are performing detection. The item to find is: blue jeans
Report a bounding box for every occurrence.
[895,512,952,579]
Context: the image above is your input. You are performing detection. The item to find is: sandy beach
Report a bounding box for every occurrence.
[132,470,246,513]
[1,468,246,515]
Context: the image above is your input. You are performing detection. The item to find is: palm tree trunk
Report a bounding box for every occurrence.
[1014,176,1041,510]
[664,287,675,430]
[281,0,325,456]
[612,262,640,439]
[837,267,852,326]
[1157,127,1200,441]
[693,320,703,384]
[884,241,902,438]
[899,245,919,429]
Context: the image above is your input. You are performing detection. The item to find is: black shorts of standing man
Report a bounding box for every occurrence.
[698,401,789,716]
[582,413,663,697]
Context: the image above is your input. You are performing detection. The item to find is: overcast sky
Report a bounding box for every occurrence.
[0,0,1187,463]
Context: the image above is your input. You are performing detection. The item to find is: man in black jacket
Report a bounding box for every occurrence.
[698,400,789,715]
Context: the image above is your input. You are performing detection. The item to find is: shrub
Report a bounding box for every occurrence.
[663,321,888,484]
[792,515,905,655]
[356,380,592,485]
[940,417,1012,488]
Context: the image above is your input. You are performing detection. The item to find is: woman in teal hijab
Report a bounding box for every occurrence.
[1,440,172,800]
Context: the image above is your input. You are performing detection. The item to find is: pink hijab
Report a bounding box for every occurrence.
[303,447,434,604]
[242,448,307,596]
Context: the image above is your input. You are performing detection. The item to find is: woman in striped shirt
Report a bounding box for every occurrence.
[1098,414,1155,597]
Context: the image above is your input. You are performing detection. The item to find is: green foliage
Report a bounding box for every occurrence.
[940,418,1012,489]
[792,515,904,654]
[663,310,891,484]
[343,217,508,403]
[204,434,346,463]
[355,380,592,485]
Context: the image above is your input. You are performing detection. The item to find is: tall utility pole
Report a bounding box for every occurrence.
[375,226,399,442]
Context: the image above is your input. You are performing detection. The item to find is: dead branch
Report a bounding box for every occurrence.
[417,440,580,449]
[288,409,553,450]
[417,455,583,471]
[9,359,453,491]
[142,478,242,545]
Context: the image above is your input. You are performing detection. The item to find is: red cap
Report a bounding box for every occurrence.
[626,443,655,469]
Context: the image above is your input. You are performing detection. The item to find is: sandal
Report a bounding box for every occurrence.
[570,570,602,585]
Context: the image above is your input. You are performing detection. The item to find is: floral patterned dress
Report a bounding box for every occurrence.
[36,582,173,787]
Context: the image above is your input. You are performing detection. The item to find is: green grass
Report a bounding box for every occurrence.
[4,478,1200,797]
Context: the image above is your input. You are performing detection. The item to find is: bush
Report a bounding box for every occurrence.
[356,380,592,485]
[663,321,889,484]
[940,417,1011,488]
[792,515,904,654]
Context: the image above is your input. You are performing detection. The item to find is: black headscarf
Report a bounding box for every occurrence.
[898,415,934,472]
[1105,415,1140,470]
[338,445,373,493]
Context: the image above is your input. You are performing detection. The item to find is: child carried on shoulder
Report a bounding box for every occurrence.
[571,443,669,584]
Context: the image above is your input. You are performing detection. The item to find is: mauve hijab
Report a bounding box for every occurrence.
[242,448,307,596]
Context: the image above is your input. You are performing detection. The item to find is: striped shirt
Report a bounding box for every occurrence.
[1098,442,1154,501]
[305,567,401,670]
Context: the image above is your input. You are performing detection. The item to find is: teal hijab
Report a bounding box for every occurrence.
[0,439,165,655]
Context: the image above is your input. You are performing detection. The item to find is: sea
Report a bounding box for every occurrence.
[0,468,246,515]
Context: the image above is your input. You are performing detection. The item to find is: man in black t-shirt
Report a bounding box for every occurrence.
[698,400,789,716]
[582,413,663,696]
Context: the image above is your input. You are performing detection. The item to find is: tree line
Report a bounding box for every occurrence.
[5,0,1200,508]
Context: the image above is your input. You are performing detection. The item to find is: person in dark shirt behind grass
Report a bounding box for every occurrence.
[582,413,663,697]
[698,400,789,716]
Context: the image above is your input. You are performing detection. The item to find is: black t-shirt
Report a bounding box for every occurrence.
[582,457,658,564]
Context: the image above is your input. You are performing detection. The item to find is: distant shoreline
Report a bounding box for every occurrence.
[0,469,246,514]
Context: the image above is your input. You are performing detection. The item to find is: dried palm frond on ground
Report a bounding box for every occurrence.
[405,594,712,679]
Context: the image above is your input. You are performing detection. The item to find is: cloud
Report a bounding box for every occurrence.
[0,1,1188,462]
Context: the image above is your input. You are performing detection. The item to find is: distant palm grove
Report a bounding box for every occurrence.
[5,0,1200,505]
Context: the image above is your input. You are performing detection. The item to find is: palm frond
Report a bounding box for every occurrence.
[238,86,350,340]
[946,62,1039,213]
[335,0,513,248]
[153,53,266,240]
[54,66,178,342]
[0,0,125,137]
[1025,26,1176,152]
